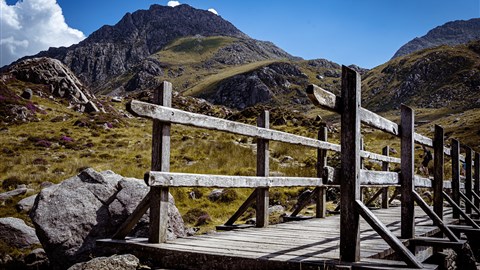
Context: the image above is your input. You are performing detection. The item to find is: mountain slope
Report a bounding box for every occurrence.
[18,4,294,95]
[363,40,480,112]
[392,18,480,59]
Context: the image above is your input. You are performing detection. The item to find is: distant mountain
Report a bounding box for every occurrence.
[363,40,480,112]
[392,18,480,59]
[15,4,295,95]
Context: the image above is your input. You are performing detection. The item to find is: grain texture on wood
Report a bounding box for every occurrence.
[465,146,473,214]
[433,125,444,218]
[147,172,324,187]
[128,99,341,152]
[412,191,459,242]
[400,105,415,239]
[149,82,172,244]
[340,65,361,262]
[382,146,390,209]
[451,139,460,219]
[355,200,423,268]
[256,111,269,228]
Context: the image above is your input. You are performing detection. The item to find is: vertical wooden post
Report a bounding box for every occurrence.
[465,146,473,214]
[340,65,361,262]
[316,124,328,218]
[360,138,365,202]
[433,125,444,219]
[381,146,390,209]
[475,152,480,208]
[149,81,172,244]
[451,139,460,219]
[400,105,415,239]
[256,111,269,228]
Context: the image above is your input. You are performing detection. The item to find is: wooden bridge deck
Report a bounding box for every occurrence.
[98,206,454,269]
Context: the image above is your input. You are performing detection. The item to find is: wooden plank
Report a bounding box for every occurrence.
[475,152,480,208]
[365,189,384,207]
[412,191,459,242]
[128,99,341,152]
[401,104,415,239]
[147,172,324,187]
[256,111,269,228]
[381,146,390,209]
[433,125,444,218]
[112,192,151,240]
[361,150,401,164]
[409,237,466,249]
[355,200,423,268]
[317,125,328,218]
[465,146,473,214]
[224,190,257,226]
[451,139,460,219]
[443,191,480,229]
[324,167,399,186]
[340,65,361,262]
[149,81,172,244]
[307,84,399,136]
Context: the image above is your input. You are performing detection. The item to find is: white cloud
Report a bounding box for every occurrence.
[0,0,85,67]
[167,1,180,7]
[207,8,218,15]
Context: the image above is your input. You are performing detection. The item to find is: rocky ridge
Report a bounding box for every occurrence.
[392,18,480,59]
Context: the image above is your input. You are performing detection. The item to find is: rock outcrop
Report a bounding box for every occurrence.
[30,168,187,270]
[67,254,140,270]
[0,217,40,249]
[392,18,480,59]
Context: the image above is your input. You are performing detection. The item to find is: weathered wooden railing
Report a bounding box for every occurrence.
[111,66,480,268]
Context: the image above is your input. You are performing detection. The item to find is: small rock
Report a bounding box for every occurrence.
[0,217,40,249]
[67,254,139,270]
[280,156,294,163]
[0,187,28,202]
[21,88,33,100]
[111,96,123,103]
[390,199,401,206]
[16,194,37,213]
[245,218,256,225]
[24,248,49,269]
[83,101,99,113]
[208,189,224,201]
[268,205,285,215]
[316,74,324,80]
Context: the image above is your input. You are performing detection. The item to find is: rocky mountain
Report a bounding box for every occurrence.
[363,40,480,112]
[392,18,480,59]
[15,4,295,95]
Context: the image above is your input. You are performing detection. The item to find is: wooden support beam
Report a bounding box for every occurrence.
[290,187,319,217]
[355,200,423,268]
[433,125,444,219]
[451,139,460,219]
[128,99,341,152]
[224,190,257,226]
[459,191,480,215]
[401,105,415,239]
[316,124,328,218]
[112,192,151,239]
[475,152,480,208]
[443,191,480,229]
[256,111,269,228]
[409,237,466,250]
[465,146,473,214]
[149,81,172,244]
[382,146,390,209]
[339,65,361,262]
[365,188,384,207]
[472,191,480,209]
[412,191,459,242]
[147,172,324,187]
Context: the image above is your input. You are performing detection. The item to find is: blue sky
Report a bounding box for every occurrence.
[2,0,479,68]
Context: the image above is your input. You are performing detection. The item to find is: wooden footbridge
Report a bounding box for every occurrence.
[98,66,480,269]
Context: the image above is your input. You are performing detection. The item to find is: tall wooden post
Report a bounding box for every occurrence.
[451,139,460,219]
[433,125,444,219]
[381,146,390,209]
[465,146,473,214]
[149,82,172,243]
[475,152,480,208]
[340,65,361,262]
[316,124,328,218]
[256,111,269,227]
[400,105,415,239]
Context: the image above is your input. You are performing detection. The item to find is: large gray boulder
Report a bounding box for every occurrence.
[67,254,140,270]
[30,168,187,270]
[0,217,40,249]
